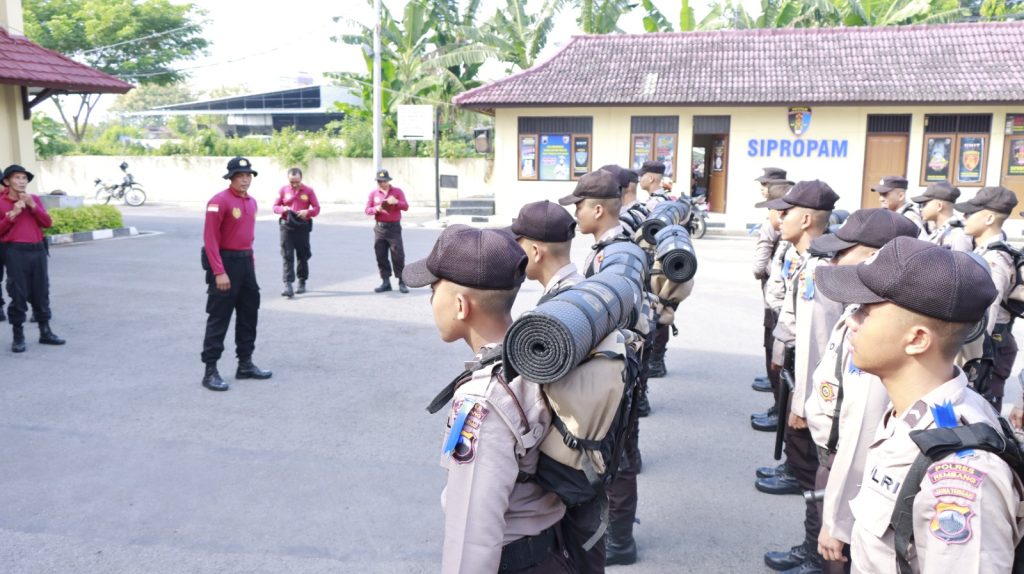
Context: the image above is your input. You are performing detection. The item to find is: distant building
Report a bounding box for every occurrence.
[455,22,1024,226]
[133,85,358,136]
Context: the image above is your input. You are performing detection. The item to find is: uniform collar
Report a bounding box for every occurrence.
[598,224,625,243]
[544,263,578,293]
[876,368,969,443]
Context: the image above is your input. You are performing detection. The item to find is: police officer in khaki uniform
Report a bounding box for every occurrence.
[799,209,920,573]
[911,181,973,252]
[957,186,1019,412]
[509,200,583,302]
[752,179,795,402]
[759,181,840,574]
[404,225,570,574]
[816,237,1023,573]
[871,176,926,235]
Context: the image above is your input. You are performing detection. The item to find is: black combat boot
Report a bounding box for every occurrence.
[202,363,229,391]
[764,541,811,571]
[374,279,392,293]
[648,355,666,378]
[236,357,273,380]
[637,388,651,418]
[38,322,66,345]
[296,279,306,294]
[0,304,6,322]
[398,279,409,294]
[12,324,25,353]
[282,282,294,298]
[605,518,638,565]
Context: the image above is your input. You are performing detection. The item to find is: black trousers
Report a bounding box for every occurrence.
[0,245,5,306]
[373,222,405,280]
[784,425,821,546]
[651,323,670,359]
[560,499,606,573]
[4,242,51,325]
[201,252,260,364]
[607,413,640,533]
[279,223,311,283]
[815,453,850,574]
[989,327,1018,413]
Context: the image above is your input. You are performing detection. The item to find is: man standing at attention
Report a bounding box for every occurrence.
[200,157,273,392]
[365,169,409,294]
[273,167,320,298]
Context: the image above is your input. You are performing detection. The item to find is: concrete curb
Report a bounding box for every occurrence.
[48,226,139,246]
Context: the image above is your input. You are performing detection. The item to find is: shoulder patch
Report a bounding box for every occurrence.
[929,501,974,544]
[444,398,489,465]
[927,462,987,489]
[207,204,220,212]
[818,381,838,403]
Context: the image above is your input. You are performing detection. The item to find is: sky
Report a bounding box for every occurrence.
[175,0,763,94]
[63,0,760,120]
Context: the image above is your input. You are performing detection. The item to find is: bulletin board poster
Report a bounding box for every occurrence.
[958,137,984,183]
[572,136,591,179]
[924,136,953,182]
[1008,138,1024,176]
[632,134,653,171]
[1006,114,1024,135]
[655,134,676,178]
[712,141,726,173]
[519,134,538,179]
[539,134,571,181]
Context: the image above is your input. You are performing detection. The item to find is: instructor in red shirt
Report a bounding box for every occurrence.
[364,169,409,293]
[200,157,272,391]
[0,164,64,353]
[273,167,319,298]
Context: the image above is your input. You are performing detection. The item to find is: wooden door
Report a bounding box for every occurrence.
[1002,135,1024,220]
[861,134,909,208]
[709,135,728,213]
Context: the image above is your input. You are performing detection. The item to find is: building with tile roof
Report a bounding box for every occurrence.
[455,22,1024,228]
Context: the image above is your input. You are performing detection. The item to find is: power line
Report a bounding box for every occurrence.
[79,24,197,55]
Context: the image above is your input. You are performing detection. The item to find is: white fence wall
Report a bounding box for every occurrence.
[35,156,495,207]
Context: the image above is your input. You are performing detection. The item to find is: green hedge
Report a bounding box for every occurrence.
[46,205,124,236]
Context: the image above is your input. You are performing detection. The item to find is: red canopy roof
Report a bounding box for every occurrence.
[0,27,132,93]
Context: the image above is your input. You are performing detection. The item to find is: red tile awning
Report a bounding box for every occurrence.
[0,27,132,119]
[0,27,132,93]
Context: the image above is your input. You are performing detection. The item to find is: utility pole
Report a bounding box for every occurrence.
[372,0,382,170]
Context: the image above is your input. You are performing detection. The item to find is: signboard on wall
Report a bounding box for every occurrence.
[746,138,848,158]
[1008,138,1024,176]
[519,135,538,179]
[958,137,984,183]
[655,134,676,177]
[572,136,591,179]
[632,134,653,170]
[924,136,953,182]
[1006,114,1024,135]
[539,134,571,181]
[397,105,434,140]
[788,107,812,137]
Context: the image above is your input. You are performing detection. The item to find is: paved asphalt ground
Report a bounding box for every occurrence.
[2,204,1021,574]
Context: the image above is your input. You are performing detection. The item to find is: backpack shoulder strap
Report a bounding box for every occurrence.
[826,343,847,454]
[426,345,505,414]
[890,423,1024,574]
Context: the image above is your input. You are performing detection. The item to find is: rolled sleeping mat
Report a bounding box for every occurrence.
[504,273,642,384]
[640,200,691,244]
[654,224,698,283]
[597,240,650,288]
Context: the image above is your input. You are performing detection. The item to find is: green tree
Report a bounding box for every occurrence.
[838,0,963,25]
[574,0,637,33]
[469,0,566,74]
[32,115,74,159]
[24,0,208,142]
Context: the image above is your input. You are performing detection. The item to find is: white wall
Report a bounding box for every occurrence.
[492,105,1023,228]
[35,156,495,207]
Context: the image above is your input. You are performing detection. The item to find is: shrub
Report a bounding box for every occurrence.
[46,205,124,236]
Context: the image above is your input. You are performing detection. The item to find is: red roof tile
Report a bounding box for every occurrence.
[0,27,132,93]
[454,22,1024,108]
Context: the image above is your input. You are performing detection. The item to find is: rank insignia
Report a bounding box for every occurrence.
[929,502,974,544]
[232,207,242,219]
[300,194,308,201]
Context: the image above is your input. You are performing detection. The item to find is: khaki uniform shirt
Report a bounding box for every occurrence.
[806,306,891,542]
[849,372,1023,573]
[753,219,781,281]
[543,263,583,297]
[773,251,841,417]
[583,225,628,276]
[764,241,793,314]
[897,202,926,237]
[976,233,1015,332]
[924,219,973,253]
[440,350,565,573]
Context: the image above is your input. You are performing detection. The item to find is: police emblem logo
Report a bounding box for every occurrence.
[451,402,488,464]
[788,107,812,137]
[819,381,837,402]
[879,178,886,186]
[929,502,974,544]
[239,159,249,167]
[377,171,386,179]
[232,207,242,219]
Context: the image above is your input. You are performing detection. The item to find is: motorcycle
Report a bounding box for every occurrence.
[687,195,709,239]
[95,161,146,207]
